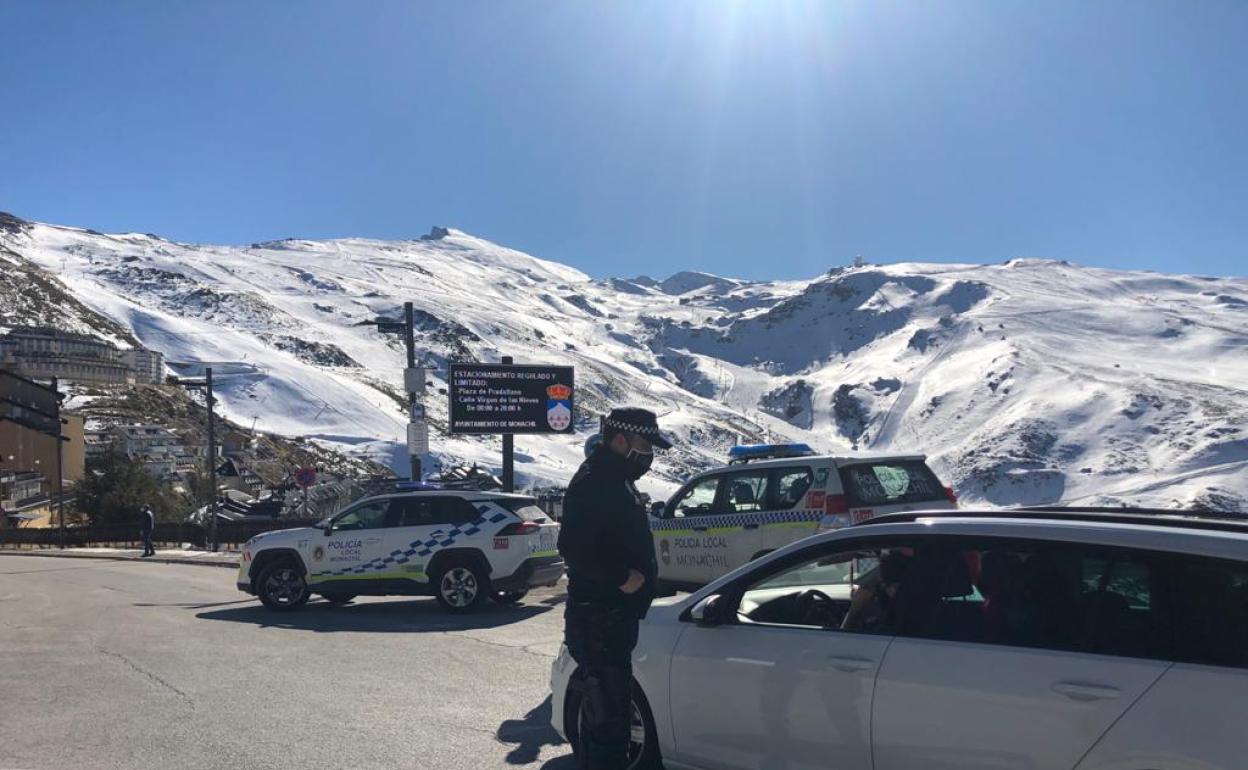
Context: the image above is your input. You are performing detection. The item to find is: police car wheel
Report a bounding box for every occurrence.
[492,589,528,605]
[321,592,355,605]
[256,561,309,611]
[434,563,487,612]
[568,680,660,770]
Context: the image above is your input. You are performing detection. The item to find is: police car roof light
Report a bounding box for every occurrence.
[394,481,441,491]
[727,443,817,463]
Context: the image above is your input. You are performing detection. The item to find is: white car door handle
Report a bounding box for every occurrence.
[828,656,876,672]
[1052,682,1121,701]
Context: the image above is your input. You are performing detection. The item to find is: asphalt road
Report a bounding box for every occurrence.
[0,555,575,770]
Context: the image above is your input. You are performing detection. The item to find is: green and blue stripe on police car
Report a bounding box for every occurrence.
[309,507,510,582]
[649,509,824,536]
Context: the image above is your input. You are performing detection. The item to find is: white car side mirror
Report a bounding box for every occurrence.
[689,594,726,626]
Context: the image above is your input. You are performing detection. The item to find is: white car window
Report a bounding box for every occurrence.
[671,477,721,518]
[1164,554,1248,669]
[394,497,479,526]
[879,537,1167,660]
[839,461,945,506]
[333,500,391,531]
[736,544,907,631]
[774,467,814,508]
[724,470,769,513]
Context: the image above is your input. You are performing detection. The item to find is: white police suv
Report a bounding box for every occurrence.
[237,486,563,613]
[650,443,956,589]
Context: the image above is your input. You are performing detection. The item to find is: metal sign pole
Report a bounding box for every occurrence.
[206,367,218,552]
[53,377,64,549]
[501,356,515,493]
[404,302,422,482]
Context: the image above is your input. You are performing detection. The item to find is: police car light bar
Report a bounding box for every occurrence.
[394,481,441,491]
[727,443,817,464]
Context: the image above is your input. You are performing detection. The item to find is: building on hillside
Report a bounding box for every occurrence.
[216,457,266,496]
[0,327,134,384]
[219,428,255,458]
[0,370,86,484]
[121,348,165,384]
[84,429,113,461]
[172,447,201,476]
[0,326,165,385]
[0,470,51,528]
[108,423,197,479]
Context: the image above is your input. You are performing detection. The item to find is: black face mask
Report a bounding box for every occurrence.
[624,448,654,479]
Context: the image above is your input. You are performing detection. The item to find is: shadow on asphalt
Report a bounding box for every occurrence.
[496,696,576,768]
[194,596,553,632]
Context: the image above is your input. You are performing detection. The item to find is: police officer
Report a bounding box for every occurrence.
[558,408,671,770]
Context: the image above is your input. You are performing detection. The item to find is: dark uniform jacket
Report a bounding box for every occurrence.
[558,447,658,619]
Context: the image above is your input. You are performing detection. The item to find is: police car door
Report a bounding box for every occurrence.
[717,466,770,573]
[760,465,819,554]
[655,475,725,585]
[662,471,768,585]
[381,496,485,586]
[311,498,389,585]
[377,497,445,586]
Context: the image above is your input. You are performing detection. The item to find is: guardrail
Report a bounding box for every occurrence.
[0,519,320,549]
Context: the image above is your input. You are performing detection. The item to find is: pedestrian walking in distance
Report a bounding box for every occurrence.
[558,407,671,770]
[140,505,155,557]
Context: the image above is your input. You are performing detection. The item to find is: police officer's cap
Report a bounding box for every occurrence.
[603,407,673,450]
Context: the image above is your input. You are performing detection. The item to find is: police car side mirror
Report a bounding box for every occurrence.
[688,594,727,626]
[323,525,333,536]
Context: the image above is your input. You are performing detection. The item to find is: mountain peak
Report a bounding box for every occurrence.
[420,225,454,241]
[0,211,30,235]
[659,271,743,296]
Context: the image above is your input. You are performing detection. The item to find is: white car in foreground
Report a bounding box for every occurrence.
[552,507,1248,770]
[238,488,562,612]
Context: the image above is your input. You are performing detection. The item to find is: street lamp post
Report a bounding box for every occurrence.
[168,367,219,551]
[205,368,218,552]
[53,377,64,549]
[357,303,426,482]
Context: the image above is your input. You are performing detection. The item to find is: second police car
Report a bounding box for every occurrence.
[650,443,957,589]
[237,486,563,613]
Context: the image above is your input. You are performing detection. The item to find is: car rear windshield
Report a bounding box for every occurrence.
[494,498,550,523]
[839,461,946,507]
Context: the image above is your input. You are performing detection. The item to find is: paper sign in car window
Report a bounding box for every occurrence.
[874,466,911,498]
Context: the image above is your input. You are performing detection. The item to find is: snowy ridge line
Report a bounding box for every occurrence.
[1,214,1245,510]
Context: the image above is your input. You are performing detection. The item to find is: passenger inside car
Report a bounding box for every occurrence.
[736,539,1178,659]
[841,551,911,632]
[979,550,1025,644]
[774,472,812,508]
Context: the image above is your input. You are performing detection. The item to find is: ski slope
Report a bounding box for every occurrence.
[3,216,1246,509]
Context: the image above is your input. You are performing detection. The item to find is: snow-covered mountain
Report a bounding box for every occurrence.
[2,213,1246,510]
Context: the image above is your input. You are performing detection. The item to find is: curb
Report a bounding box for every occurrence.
[0,549,239,569]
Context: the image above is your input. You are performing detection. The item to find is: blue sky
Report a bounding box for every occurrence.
[1,1,1244,280]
